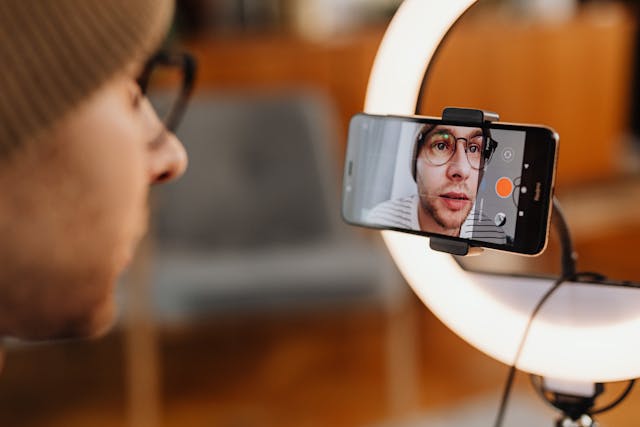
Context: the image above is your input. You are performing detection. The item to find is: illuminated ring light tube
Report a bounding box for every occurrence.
[365,0,640,383]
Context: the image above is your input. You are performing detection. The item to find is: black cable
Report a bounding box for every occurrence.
[590,379,636,415]
[494,198,577,427]
[492,274,571,427]
[493,365,517,427]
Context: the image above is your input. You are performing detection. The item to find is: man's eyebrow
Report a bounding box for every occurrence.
[454,127,483,138]
[427,125,482,137]
[425,126,450,137]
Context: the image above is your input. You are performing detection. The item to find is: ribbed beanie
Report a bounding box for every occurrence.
[0,0,175,155]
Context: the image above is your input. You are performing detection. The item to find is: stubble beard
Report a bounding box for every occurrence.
[420,192,473,234]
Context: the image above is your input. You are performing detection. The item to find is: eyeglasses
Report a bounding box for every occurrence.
[418,129,496,170]
[136,51,197,133]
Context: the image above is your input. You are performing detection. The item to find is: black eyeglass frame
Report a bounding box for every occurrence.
[136,50,197,133]
[416,128,498,171]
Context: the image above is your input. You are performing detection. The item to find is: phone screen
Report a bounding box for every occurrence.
[342,113,557,255]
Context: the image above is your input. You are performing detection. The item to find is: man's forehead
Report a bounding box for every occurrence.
[431,124,482,135]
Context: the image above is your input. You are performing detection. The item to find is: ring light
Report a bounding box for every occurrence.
[365,0,640,383]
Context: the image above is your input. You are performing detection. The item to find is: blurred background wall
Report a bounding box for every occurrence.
[3,1,640,426]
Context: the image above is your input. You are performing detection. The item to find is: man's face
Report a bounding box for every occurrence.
[415,125,482,235]
[0,65,187,340]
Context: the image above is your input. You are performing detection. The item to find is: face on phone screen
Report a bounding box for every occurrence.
[342,114,555,253]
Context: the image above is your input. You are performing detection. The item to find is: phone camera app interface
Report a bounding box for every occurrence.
[346,117,527,246]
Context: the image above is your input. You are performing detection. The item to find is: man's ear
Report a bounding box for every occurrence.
[484,137,498,163]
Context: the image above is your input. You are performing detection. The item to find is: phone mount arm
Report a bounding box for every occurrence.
[428,107,500,256]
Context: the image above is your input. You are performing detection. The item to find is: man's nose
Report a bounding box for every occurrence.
[446,143,471,180]
[148,132,188,184]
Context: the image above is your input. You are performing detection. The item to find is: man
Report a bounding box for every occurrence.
[0,0,189,342]
[368,124,506,243]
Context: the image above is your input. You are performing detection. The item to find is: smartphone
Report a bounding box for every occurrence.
[341,113,558,255]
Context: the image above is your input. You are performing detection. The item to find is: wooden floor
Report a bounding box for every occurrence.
[0,300,493,427]
[0,292,638,427]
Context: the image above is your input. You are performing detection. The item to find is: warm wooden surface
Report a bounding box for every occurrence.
[0,301,502,427]
[186,3,636,188]
[0,286,639,426]
[421,4,637,188]
[185,27,384,156]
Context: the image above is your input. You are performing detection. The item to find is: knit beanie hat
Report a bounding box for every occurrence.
[0,0,175,156]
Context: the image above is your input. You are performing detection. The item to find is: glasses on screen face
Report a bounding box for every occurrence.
[136,51,197,133]
[421,130,486,170]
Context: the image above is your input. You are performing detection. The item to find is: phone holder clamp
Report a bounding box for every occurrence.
[428,107,500,257]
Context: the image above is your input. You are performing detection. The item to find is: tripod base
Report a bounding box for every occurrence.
[556,414,598,427]
[534,377,604,427]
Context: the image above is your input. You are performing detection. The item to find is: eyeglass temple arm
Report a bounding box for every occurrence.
[166,52,198,132]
